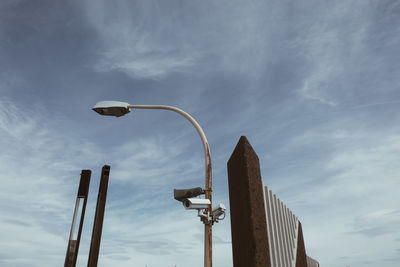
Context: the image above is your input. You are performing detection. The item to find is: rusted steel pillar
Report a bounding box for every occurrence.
[64,170,91,267]
[87,165,111,267]
[227,136,271,267]
[204,145,212,267]
[295,222,308,267]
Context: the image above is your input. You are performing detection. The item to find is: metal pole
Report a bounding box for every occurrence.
[87,165,111,267]
[64,170,91,267]
[128,105,213,267]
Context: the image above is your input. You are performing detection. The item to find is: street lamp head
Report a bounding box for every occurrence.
[92,101,131,117]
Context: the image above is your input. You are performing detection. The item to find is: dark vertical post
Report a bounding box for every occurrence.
[64,170,91,267]
[227,136,271,267]
[295,222,308,267]
[87,165,111,267]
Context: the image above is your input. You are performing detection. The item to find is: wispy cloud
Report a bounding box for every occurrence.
[0,98,222,267]
[297,3,369,106]
[95,48,197,80]
[266,118,400,266]
[82,0,199,79]
[1,0,400,266]
[107,137,202,186]
[0,99,103,266]
[349,209,400,238]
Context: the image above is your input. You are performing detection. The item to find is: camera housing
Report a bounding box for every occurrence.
[212,203,226,222]
[212,203,226,217]
[174,187,205,201]
[182,198,211,210]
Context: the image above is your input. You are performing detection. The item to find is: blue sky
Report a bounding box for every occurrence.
[1,0,400,266]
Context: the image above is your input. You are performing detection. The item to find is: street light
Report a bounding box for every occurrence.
[92,100,214,267]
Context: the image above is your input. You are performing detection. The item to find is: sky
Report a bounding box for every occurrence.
[0,0,399,266]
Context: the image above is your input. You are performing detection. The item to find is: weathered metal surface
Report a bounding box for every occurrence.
[64,169,91,267]
[306,255,320,267]
[65,240,77,267]
[77,171,91,197]
[227,136,271,267]
[204,143,212,267]
[264,186,303,267]
[295,222,308,267]
[87,165,111,267]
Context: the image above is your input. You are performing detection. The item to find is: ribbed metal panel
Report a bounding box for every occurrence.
[267,189,278,267]
[278,200,288,267]
[307,256,320,267]
[282,203,291,265]
[274,193,282,266]
[283,204,293,261]
[263,186,299,267]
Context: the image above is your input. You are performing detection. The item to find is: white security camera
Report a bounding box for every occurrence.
[183,198,211,210]
[212,203,226,222]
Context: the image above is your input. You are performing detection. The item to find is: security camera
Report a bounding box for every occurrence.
[182,198,211,210]
[212,203,226,222]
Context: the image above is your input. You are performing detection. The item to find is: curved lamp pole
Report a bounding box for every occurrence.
[92,101,213,267]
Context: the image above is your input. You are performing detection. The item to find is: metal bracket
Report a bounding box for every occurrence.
[198,210,213,225]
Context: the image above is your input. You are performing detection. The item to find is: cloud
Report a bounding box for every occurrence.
[80,0,292,82]
[0,215,66,267]
[296,3,367,106]
[0,98,215,266]
[259,114,400,266]
[0,96,231,266]
[1,1,400,266]
[107,137,203,187]
[213,235,231,245]
[349,209,400,238]
[81,0,199,79]
[296,1,400,109]
[92,207,207,266]
[0,99,104,266]
[95,49,196,79]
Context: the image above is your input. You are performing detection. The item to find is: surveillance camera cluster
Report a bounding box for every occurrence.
[174,187,226,224]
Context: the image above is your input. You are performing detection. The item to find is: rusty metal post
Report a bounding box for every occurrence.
[87,165,111,267]
[227,136,271,267]
[295,222,308,267]
[204,145,212,267]
[64,170,91,267]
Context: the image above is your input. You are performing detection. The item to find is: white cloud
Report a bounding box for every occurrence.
[271,121,400,266]
[297,2,371,107]
[0,100,104,266]
[351,209,400,237]
[82,0,198,79]
[108,137,203,187]
[0,99,228,267]
[95,50,196,79]
[2,1,399,266]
